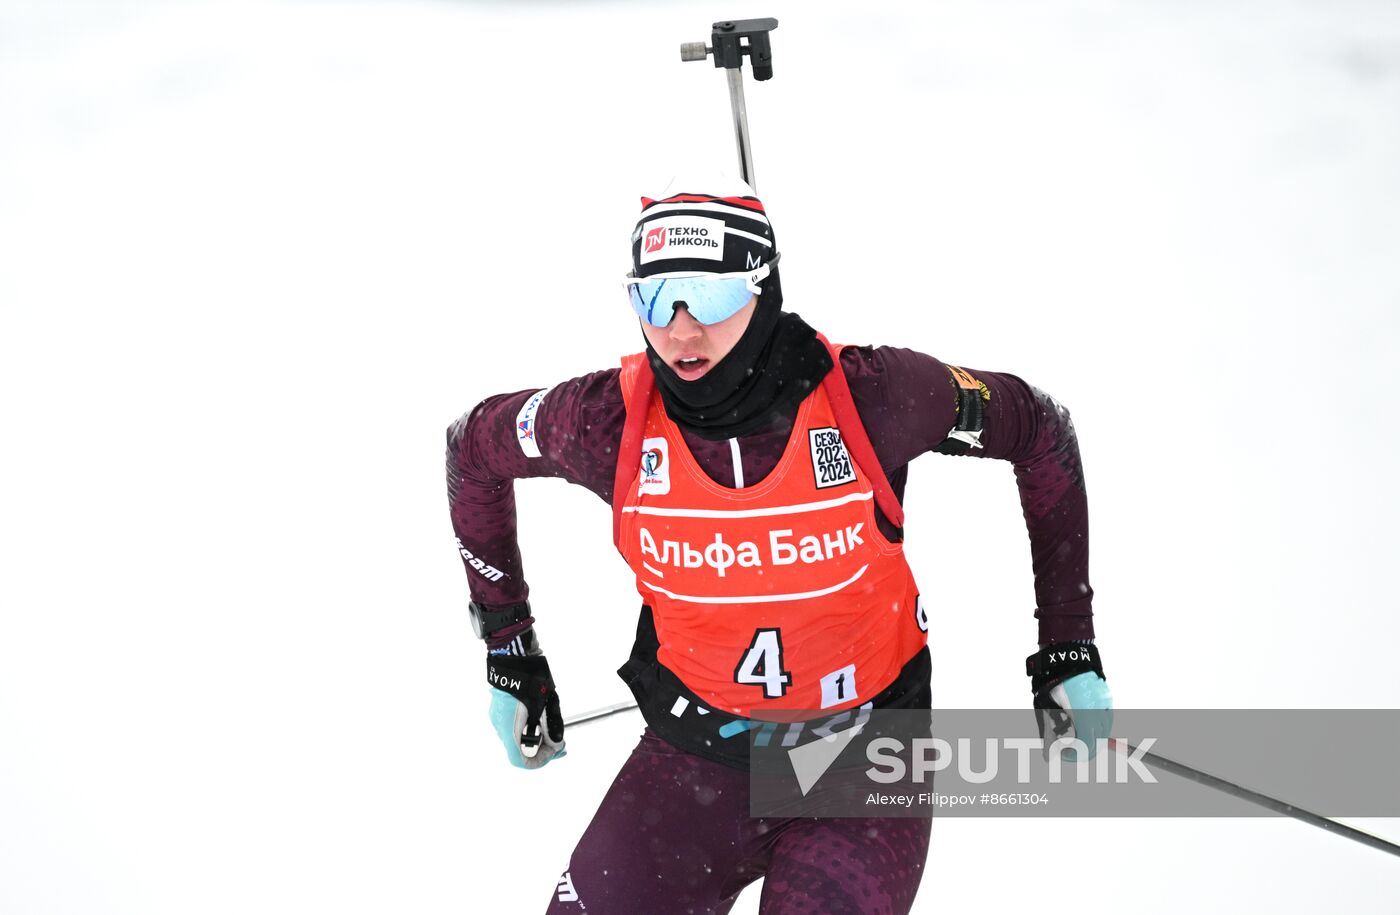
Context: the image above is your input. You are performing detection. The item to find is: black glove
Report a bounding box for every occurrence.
[486,633,566,769]
[1026,640,1113,760]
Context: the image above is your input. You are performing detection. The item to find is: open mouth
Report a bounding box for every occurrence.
[673,356,711,380]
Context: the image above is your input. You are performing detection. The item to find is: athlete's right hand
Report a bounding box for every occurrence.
[486,642,566,769]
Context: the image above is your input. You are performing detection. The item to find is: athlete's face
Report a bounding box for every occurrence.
[640,295,756,382]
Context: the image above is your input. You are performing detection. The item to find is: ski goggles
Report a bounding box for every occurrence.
[625,254,780,327]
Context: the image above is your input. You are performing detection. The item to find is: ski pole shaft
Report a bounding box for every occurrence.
[564,700,639,728]
[726,68,757,190]
[1108,737,1400,858]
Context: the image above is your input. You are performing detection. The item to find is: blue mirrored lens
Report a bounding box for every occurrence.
[628,276,754,327]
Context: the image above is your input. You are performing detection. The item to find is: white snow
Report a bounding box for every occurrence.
[1,1,1398,912]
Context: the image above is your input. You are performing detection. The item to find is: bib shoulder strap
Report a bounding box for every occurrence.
[618,352,647,401]
[816,334,906,530]
[613,353,655,547]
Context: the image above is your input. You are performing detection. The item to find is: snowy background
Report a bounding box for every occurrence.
[2,0,1398,912]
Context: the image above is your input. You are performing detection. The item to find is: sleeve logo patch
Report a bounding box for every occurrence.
[808,427,856,489]
[638,436,671,495]
[514,387,552,459]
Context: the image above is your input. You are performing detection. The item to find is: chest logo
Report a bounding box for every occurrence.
[808,427,856,489]
[639,436,671,495]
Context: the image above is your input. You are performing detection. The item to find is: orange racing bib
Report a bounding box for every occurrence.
[612,344,927,717]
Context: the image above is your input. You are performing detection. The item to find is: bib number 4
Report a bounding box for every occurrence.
[734,628,792,698]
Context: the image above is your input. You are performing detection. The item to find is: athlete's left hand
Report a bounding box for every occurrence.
[1025,641,1113,761]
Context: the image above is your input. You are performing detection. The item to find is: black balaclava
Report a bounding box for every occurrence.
[643,267,834,440]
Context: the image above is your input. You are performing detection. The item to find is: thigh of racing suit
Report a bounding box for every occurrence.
[756,815,931,915]
[545,730,931,915]
[545,729,767,914]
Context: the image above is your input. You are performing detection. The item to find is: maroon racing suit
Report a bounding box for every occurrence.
[546,729,933,915]
[446,343,1094,914]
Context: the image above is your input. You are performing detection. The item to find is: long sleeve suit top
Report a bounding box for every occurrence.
[446,343,1094,647]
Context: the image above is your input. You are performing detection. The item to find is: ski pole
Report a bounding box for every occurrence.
[1107,737,1400,859]
[564,700,639,728]
[681,17,779,192]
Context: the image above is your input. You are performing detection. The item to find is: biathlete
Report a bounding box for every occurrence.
[446,180,1112,914]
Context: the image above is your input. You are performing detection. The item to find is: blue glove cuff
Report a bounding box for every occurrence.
[488,687,566,769]
[1050,672,1114,761]
[1058,671,1113,711]
[488,687,528,768]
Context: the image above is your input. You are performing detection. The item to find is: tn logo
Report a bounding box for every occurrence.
[644,227,667,253]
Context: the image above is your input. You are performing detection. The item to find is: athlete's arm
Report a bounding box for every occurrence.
[840,346,1094,645]
[445,369,625,608]
[447,370,626,768]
